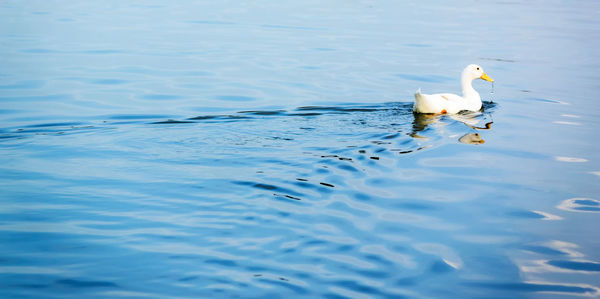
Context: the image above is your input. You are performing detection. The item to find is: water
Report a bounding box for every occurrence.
[1,1,599,298]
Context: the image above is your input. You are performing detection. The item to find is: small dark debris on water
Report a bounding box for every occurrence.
[279,277,289,281]
[284,195,302,201]
[370,156,380,160]
[358,150,366,154]
[254,183,277,190]
[254,274,262,277]
[392,150,413,154]
[320,182,335,188]
[338,157,352,161]
[296,178,308,182]
[274,193,302,201]
[321,155,338,158]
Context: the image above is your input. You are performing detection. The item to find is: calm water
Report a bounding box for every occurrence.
[1,1,599,298]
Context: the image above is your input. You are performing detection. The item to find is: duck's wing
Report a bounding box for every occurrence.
[436,93,464,104]
[414,91,463,114]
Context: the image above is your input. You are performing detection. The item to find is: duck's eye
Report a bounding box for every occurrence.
[476,67,480,70]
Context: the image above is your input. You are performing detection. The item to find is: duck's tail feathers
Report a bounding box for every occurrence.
[413,88,423,112]
[414,88,423,100]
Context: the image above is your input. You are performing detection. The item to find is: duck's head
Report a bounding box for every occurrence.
[463,64,494,82]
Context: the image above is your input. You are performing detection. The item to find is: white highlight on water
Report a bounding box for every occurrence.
[555,156,588,163]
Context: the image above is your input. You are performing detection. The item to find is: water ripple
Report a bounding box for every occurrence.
[0,100,569,298]
[465,281,599,296]
[1,1,599,297]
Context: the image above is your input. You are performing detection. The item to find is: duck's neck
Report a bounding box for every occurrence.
[461,74,482,110]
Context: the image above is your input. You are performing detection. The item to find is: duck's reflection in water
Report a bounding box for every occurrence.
[459,133,485,144]
[410,111,493,144]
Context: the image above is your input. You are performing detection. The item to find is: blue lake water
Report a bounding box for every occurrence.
[1,1,599,298]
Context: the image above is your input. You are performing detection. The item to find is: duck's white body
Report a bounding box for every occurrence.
[413,64,494,114]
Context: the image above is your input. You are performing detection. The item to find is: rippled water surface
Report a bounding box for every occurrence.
[1,1,600,298]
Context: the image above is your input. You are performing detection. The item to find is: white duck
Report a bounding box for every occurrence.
[413,64,494,114]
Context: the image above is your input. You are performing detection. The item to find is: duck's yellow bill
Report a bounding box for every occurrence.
[480,72,494,82]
